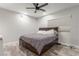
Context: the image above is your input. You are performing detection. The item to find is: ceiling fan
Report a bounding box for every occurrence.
[26,3,48,13]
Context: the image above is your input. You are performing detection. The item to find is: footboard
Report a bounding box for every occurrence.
[19,39,39,55]
[19,38,58,56]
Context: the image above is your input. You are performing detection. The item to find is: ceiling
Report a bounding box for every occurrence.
[0,3,79,18]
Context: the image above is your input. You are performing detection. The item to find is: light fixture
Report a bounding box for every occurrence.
[43,12,47,15]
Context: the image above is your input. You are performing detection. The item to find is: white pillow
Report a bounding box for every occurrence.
[37,30,57,36]
[44,29,55,34]
[44,30,57,36]
[37,31,46,34]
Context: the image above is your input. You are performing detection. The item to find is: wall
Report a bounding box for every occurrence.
[0,8,39,43]
[38,5,79,48]
[0,38,3,56]
[37,7,71,27]
[70,6,79,47]
[48,16,71,45]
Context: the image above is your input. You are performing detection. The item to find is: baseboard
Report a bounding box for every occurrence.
[59,42,79,49]
[59,42,70,46]
[3,41,18,46]
[70,44,79,49]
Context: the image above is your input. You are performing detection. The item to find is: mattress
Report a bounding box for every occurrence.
[20,33,57,54]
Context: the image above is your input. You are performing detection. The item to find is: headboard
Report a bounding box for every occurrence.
[39,27,58,32]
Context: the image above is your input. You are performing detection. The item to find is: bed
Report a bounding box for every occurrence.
[19,27,59,55]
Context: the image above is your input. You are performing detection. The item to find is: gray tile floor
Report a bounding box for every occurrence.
[3,41,79,56]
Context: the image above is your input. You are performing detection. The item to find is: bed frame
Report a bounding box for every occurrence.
[19,27,59,56]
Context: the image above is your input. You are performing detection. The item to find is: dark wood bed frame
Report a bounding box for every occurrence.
[19,27,59,56]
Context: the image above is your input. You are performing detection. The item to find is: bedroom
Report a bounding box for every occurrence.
[0,3,79,56]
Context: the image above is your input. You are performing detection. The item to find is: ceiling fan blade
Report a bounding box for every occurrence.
[33,3,39,7]
[33,3,36,7]
[39,3,48,8]
[39,9,46,12]
[26,7,35,9]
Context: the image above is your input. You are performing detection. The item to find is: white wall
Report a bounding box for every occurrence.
[0,38,3,56]
[48,16,71,45]
[0,8,39,43]
[70,6,79,47]
[38,5,79,48]
[37,7,71,27]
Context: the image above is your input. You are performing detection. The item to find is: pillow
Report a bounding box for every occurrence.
[37,31,46,34]
[37,29,57,36]
[45,29,55,34]
[44,29,57,36]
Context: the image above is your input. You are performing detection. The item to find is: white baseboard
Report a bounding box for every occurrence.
[59,42,79,49]
[70,44,79,49]
[3,41,18,46]
[59,42,70,46]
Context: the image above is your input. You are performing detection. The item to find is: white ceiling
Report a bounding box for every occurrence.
[0,3,79,18]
